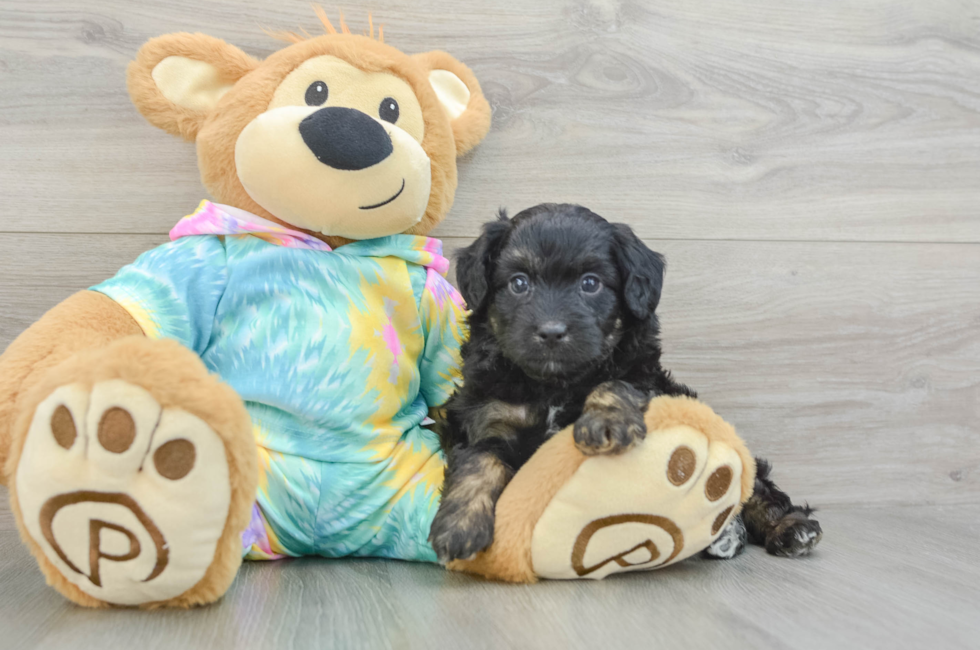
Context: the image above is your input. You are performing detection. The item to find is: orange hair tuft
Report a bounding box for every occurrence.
[268,6,384,44]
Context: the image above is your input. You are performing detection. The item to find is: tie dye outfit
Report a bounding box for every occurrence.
[92,201,466,563]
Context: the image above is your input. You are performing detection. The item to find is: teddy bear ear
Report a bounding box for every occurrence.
[127,33,259,141]
[413,51,492,156]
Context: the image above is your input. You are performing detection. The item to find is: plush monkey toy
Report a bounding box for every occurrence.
[0,13,754,608]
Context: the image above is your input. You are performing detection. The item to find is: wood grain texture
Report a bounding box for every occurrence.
[0,234,169,340]
[1,0,979,645]
[1,0,980,240]
[1,494,978,650]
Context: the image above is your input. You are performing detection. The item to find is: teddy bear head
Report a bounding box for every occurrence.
[127,11,491,246]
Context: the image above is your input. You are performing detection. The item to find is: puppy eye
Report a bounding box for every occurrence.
[509,274,530,295]
[581,274,602,294]
[305,81,328,106]
[379,97,400,123]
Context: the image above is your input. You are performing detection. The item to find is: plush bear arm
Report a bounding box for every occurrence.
[417,270,468,409]
[0,291,142,482]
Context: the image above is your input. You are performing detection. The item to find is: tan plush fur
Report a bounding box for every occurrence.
[412,51,492,156]
[1,20,492,608]
[450,396,756,583]
[0,291,142,485]
[127,32,491,249]
[126,33,259,141]
[644,395,757,505]
[5,336,257,608]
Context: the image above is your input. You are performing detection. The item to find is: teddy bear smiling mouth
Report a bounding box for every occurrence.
[359,178,406,210]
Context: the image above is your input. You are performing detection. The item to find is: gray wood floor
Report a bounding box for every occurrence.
[1,0,978,648]
[2,499,978,650]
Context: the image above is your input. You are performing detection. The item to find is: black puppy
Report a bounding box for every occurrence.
[428,203,822,563]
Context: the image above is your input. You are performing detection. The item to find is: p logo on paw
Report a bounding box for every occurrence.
[570,514,684,577]
[529,397,752,580]
[14,380,232,605]
[38,490,170,589]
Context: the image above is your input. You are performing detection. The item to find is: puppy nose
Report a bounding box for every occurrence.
[299,107,393,171]
[535,321,568,344]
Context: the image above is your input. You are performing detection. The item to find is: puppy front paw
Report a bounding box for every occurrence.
[765,512,823,557]
[573,380,648,456]
[574,409,646,456]
[429,503,496,563]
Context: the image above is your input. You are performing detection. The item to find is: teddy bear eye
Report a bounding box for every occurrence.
[305,81,328,106]
[581,274,602,294]
[379,97,400,123]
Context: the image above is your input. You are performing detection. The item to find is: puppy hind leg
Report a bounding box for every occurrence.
[742,458,822,557]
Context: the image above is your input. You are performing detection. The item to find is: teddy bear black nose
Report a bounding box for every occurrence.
[299,107,393,171]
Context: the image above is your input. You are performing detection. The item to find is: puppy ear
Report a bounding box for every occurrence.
[127,33,258,141]
[612,224,666,320]
[455,210,512,310]
[413,51,492,156]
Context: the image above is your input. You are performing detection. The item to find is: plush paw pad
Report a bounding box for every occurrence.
[15,381,230,605]
[531,423,745,579]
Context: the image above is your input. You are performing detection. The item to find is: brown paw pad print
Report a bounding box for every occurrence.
[49,398,196,480]
[546,435,742,580]
[15,380,232,604]
[667,444,737,534]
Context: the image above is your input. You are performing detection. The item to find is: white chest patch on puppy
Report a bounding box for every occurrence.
[546,406,564,437]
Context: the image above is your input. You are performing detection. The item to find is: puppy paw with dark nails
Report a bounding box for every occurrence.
[573,409,646,456]
[573,381,648,455]
[429,507,496,563]
[765,513,823,557]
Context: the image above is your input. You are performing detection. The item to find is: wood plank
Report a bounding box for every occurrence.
[1,0,980,241]
[652,239,980,508]
[0,234,977,507]
[0,234,168,342]
[1,495,977,650]
[1,0,977,646]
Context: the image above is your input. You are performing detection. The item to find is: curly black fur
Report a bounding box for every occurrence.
[429,203,822,562]
[442,208,692,456]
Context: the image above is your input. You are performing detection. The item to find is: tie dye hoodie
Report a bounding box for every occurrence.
[92,201,467,562]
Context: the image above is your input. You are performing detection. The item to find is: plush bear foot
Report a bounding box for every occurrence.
[7,337,256,607]
[449,396,755,582]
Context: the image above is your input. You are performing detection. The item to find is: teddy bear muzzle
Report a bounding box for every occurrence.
[234,104,432,240]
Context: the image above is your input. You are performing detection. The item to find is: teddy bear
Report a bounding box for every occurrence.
[0,11,755,608]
